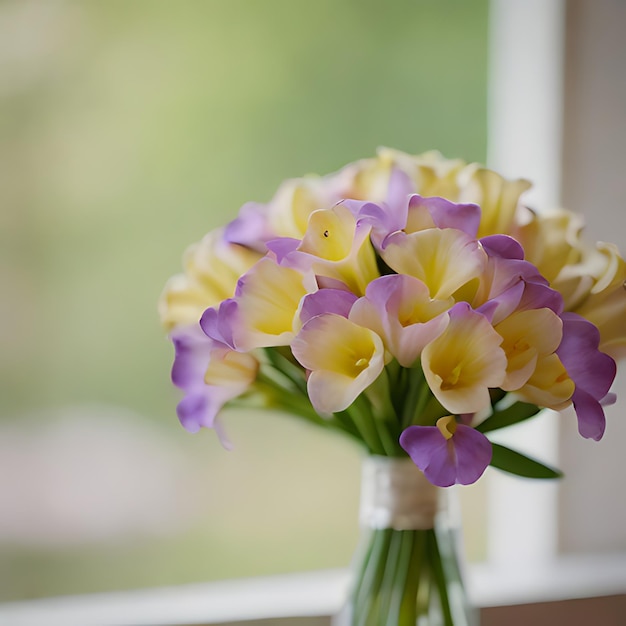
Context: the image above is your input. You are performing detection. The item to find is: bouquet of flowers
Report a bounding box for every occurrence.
[159,148,625,625]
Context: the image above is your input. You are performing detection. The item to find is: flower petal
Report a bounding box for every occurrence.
[292,314,385,414]
[422,303,506,414]
[400,421,492,487]
[382,228,487,300]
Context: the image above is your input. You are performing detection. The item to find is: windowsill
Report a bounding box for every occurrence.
[1,552,626,625]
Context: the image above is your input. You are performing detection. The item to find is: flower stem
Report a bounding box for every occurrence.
[427,529,454,626]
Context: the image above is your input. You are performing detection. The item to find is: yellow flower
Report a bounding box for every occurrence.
[573,242,626,360]
[495,308,563,391]
[513,208,585,285]
[298,204,379,296]
[458,166,532,238]
[514,353,575,410]
[291,314,385,414]
[229,257,317,350]
[266,177,331,239]
[159,230,261,330]
[381,228,487,300]
[422,303,507,414]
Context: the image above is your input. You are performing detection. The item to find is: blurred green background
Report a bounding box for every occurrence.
[0,0,488,602]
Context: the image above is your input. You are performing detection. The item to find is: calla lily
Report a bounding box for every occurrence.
[495,308,564,391]
[405,195,481,239]
[400,416,493,487]
[300,205,380,296]
[515,353,575,411]
[473,235,564,325]
[159,230,261,330]
[574,243,626,360]
[274,204,380,296]
[349,274,451,367]
[382,228,487,300]
[513,208,584,284]
[171,325,259,445]
[349,193,480,252]
[557,312,617,440]
[291,314,385,414]
[421,302,507,414]
[458,165,531,238]
[299,288,358,324]
[201,257,317,351]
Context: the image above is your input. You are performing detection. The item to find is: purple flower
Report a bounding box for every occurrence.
[400,416,493,487]
[476,235,563,324]
[557,313,617,440]
[224,201,274,252]
[406,194,481,238]
[349,274,450,367]
[299,288,358,324]
[349,192,481,252]
[170,324,258,445]
[341,167,414,248]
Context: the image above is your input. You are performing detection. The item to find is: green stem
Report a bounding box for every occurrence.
[345,396,386,455]
[353,529,392,626]
[387,531,418,626]
[376,530,403,622]
[263,347,308,395]
[427,529,454,626]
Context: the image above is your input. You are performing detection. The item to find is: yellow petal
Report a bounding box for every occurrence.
[382,229,487,300]
[495,308,563,391]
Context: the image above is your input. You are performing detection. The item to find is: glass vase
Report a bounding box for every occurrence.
[335,456,478,626]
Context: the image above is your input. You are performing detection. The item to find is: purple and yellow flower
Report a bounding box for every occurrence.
[400,416,492,487]
[170,325,259,445]
[159,230,261,330]
[381,228,487,301]
[291,314,385,415]
[573,243,626,360]
[421,302,507,415]
[161,148,624,490]
[349,274,450,367]
[201,257,317,351]
[494,308,564,391]
[273,204,380,296]
[557,313,617,440]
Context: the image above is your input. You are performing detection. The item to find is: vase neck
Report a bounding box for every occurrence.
[359,455,442,530]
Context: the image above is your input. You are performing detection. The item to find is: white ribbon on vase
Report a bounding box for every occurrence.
[359,455,442,530]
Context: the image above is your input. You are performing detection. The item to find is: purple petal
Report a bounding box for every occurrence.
[571,388,606,441]
[449,425,493,485]
[266,237,300,264]
[300,288,357,324]
[400,426,455,486]
[517,281,564,315]
[177,392,216,432]
[480,255,563,323]
[224,201,272,250]
[400,423,492,487]
[351,200,404,250]
[200,299,237,349]
[410,195,482,238]
[364,273,409,304]
[476,280,525,323]
[385,167,414,212]
[171,325,213,389]
[337,198,370,217]
[557,312,616,440]
[177,391,233,449]
[480,235,525,260]
[558,313,616,400]
[421,440,458,488]
[601,393,617,407]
